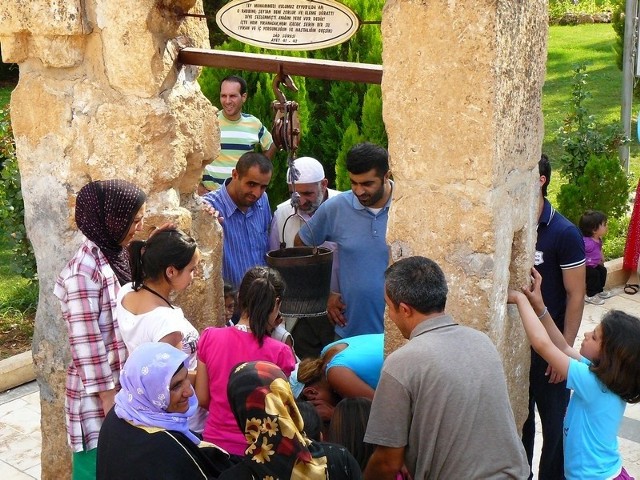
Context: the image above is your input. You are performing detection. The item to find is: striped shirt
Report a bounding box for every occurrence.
[202,111,274,191]
[202,179,272,287]
[53,239,127,452]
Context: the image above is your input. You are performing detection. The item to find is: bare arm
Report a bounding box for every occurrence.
[294,232,307,247]
[562,265,585,346]
[327,367,375,400]
[158,331,183,350]
[195,360,210,409]
[364,446,406,480]
[98,389,116,416]
[515,270,577,358]
[509,291,571,378]
[508,268,580,378]
[264,143,277,160]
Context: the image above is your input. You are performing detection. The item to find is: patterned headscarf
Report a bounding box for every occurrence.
[227,361,328,480]
[75,179,146,285]
[114,342,200,444]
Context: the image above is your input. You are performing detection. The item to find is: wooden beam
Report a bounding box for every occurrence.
[178,48,383,84]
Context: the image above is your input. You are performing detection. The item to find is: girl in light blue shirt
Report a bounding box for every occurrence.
[510,268,640,480]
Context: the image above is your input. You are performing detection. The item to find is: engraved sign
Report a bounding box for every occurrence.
[216,0,360,51]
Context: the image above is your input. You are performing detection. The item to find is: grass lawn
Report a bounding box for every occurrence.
[0,236,37,359]
[543,23,626,162]
[542,23,640,203]
[0,82,35,359]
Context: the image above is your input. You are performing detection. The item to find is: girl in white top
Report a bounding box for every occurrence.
[116,228,205,430]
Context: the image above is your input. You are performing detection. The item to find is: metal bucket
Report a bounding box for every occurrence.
[266,246,333,317]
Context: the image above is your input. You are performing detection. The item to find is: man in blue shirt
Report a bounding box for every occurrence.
[523,154,586,479]
[202,152,273,288]
[295,142,392,339]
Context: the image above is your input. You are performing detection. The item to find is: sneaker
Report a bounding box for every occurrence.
[585,295,605,305]
[597,290,614,299]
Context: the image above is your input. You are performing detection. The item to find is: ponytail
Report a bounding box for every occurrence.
[244,277,276,346]
[238,266,286,347]
[128,240,146,288]
[297,357,324,386]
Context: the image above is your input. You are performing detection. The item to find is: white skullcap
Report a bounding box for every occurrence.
[287,157,325,184]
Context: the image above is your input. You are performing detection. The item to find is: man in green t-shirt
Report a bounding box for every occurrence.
[199,75,276,194]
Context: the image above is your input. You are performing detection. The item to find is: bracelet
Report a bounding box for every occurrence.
[537,306,548,319]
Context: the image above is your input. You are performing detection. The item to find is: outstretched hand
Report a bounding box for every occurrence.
[203,204,224,225]
[522,267,545,313]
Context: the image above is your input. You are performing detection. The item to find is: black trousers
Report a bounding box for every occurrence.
[522,349,570,480]
[585,264,607,297]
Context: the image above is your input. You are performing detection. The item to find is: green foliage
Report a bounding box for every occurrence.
[557,64,628,183]
[555,63,630,230]
[0,107,37,281]
[603,213,629,260]
[201,0,226,47]
[198,0,386,205]
[543,24,622,162]
[361,85,387,148]
[557,154,630,224]
[611,0,624,70]
[548,0,617,19]
[335,122,363,191]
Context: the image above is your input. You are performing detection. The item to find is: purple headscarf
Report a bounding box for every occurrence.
[114,342,200,444]
[75,179,146,285]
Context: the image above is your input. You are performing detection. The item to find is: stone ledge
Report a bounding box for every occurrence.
[605,257,625,289]
[0,350,35,393]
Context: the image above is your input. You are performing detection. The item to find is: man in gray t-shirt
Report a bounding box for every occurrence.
[364,257,529,480]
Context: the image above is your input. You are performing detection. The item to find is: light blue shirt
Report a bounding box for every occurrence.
[202,179,271,288]
[564,357,625,480]
[299,187,391,338]
[322,333,383,389]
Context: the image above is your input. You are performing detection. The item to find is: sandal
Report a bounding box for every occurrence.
[624,283,639,295]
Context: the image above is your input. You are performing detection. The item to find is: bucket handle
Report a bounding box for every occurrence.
[280,210,320,255]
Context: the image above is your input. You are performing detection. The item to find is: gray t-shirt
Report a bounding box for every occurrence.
[365,314,529,479]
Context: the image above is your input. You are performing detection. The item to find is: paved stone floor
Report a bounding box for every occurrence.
[0,287,639,479]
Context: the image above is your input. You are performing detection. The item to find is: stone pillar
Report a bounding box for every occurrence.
[0,1,221,477]
[381,1,548,427]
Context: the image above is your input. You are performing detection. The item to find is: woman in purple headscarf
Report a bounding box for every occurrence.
[96,342,231,479]
[54,179,146,479]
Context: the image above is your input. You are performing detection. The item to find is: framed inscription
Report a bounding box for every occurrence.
[216,0,360,50]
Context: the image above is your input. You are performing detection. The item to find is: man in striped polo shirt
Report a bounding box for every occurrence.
[199,75,276,194]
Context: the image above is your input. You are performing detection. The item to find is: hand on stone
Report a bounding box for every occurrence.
[203,204,224,225]
[327,292,346,327]
[522,267,545,314]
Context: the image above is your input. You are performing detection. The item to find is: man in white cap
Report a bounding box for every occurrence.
[269,156,340,358]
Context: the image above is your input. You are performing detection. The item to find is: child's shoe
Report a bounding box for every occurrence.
[585,295,605,305]
[597,290,614,299]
